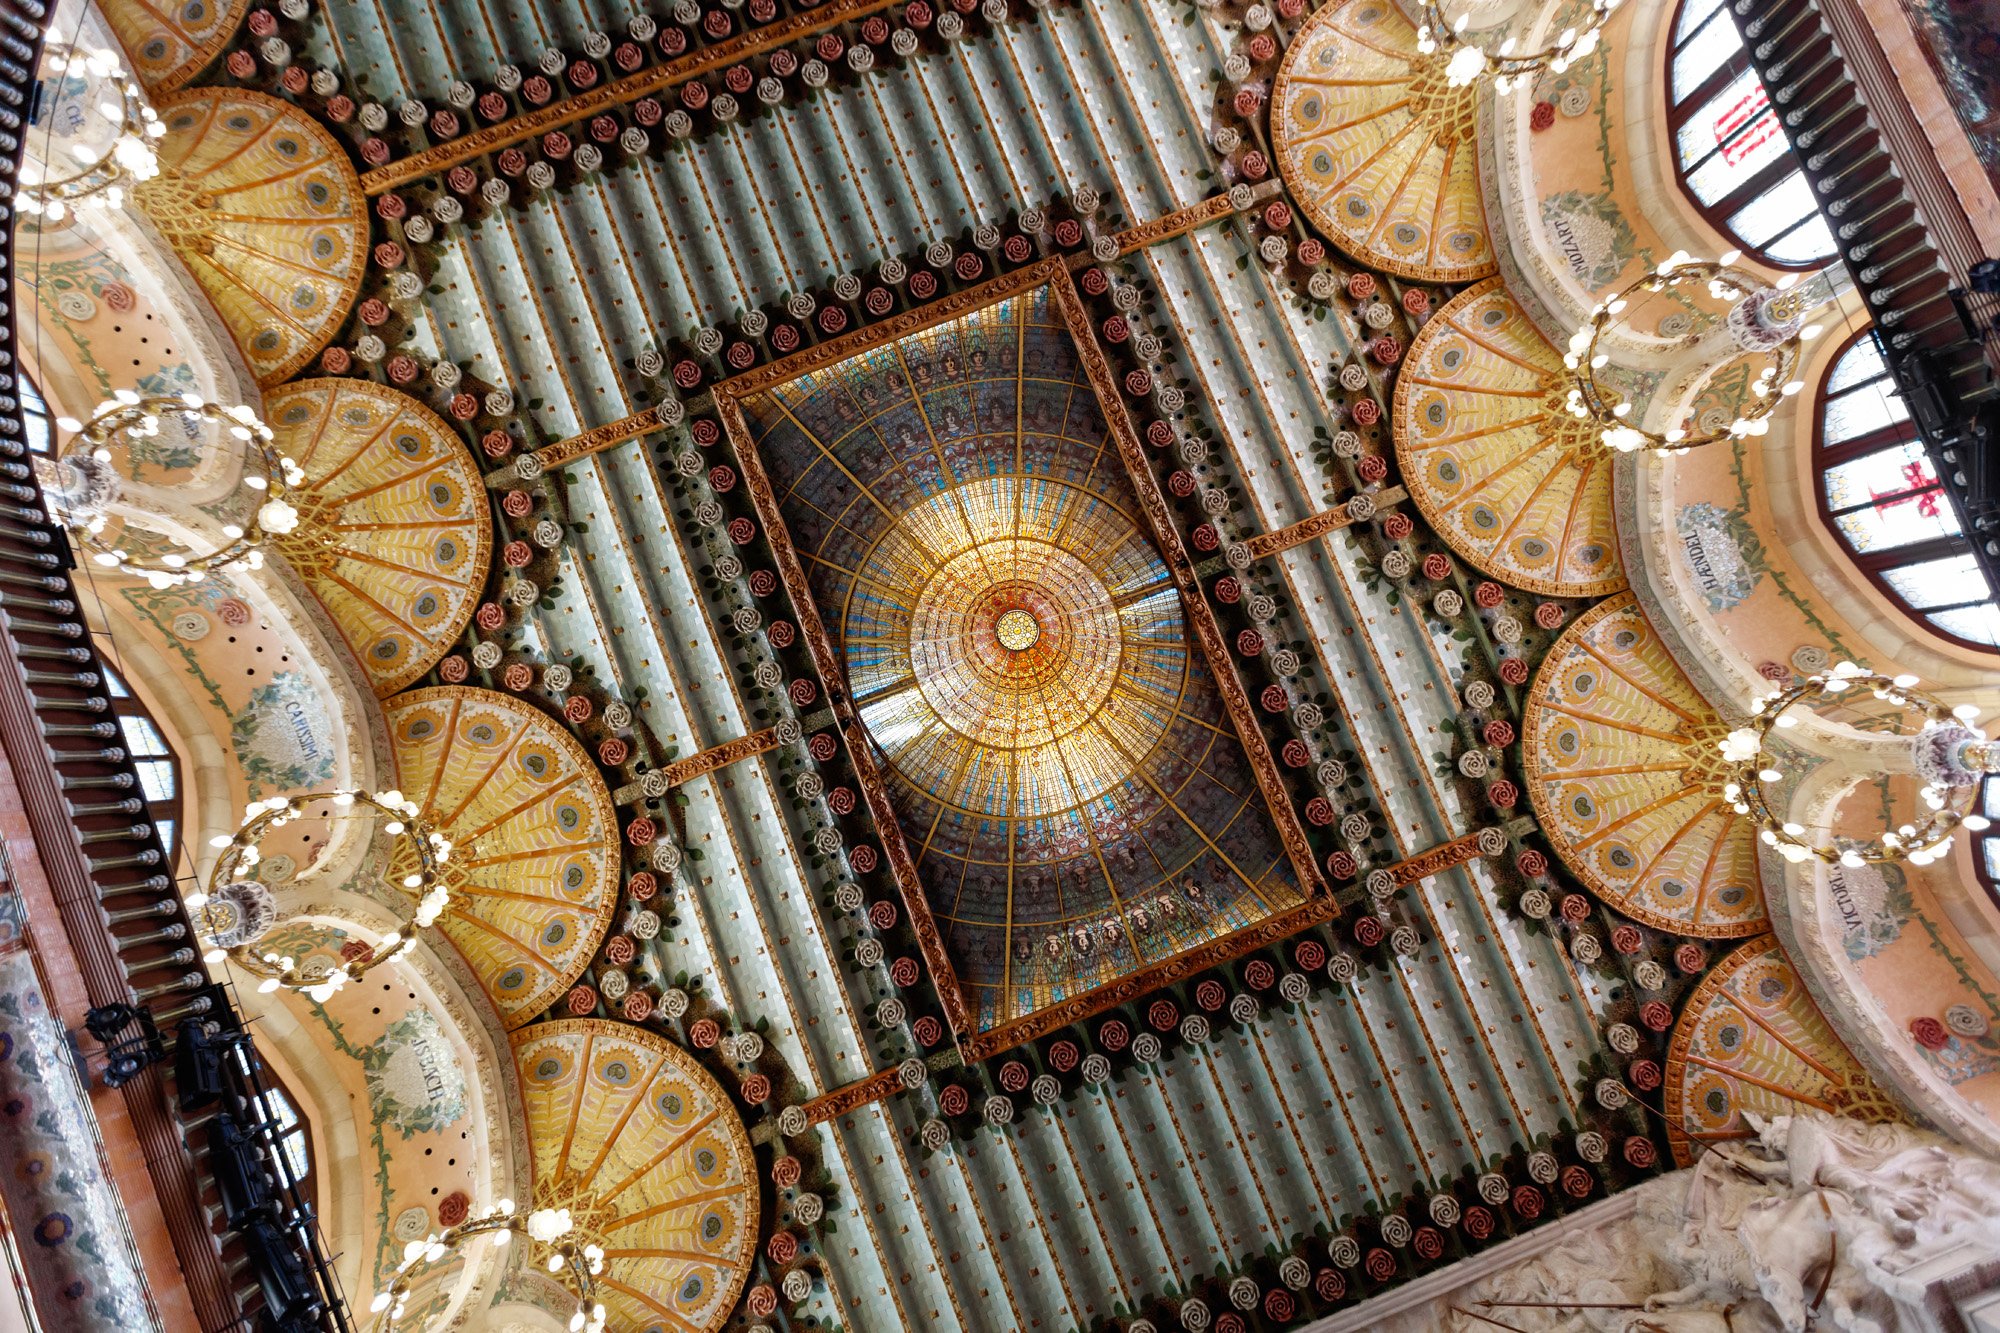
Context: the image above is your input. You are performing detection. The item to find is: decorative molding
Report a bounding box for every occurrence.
[626,727,780,796]
[1099,191,1246,259]
[1246,486,1408,559]
[359,0,906,194]
[799,1063,907,1126]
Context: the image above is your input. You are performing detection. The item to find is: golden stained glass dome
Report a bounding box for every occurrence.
[1522,593,1766,936]
[737,285,1302,1037]
[385,688,619,1028]
[844,473,1187,822]
[1665,936,1901,1164]
[1271,0,1497,283]
[266,379,492,696]
[513,1021,759,1331]
[137,89,366,385]
[1394,279,1626,596]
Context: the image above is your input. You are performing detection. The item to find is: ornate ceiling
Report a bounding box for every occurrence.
[22,0,2000,1325]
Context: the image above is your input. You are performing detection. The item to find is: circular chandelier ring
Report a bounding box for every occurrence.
[21,45,166,220]
[58,395,303,588]
[368,1204,606,1333]
[1564,255,1812,453]
[189,789,454,1001]
[1718,665,1994,867]
[1415,0,1623,89]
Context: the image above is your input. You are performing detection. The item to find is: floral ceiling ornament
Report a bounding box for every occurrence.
[189,789,455,1001]
[1415,0,1622,90]
[54,395,300,588]
[1719,662,1995,866]
[367,1200,605,1333]
[16,45,165,221]
[1565,253,1814,452]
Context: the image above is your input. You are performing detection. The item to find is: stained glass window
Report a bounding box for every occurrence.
[1816,329,2000,650]
[22,375,52,455]
[1977,776,2000,912]
[102,662,182,856]
[1666,0,1836,266]
[230,1045,315,1207]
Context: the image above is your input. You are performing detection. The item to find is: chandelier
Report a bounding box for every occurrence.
[368,1202,606,1333]
[1565,253,1813,453]
[1718,663,1995,867]
[51,394,303,589]
[17,45,164,221]
[190,790,454,1002]
[1415,0,1623,90]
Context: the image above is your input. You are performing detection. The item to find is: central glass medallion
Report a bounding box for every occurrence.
[993,608,1041,652]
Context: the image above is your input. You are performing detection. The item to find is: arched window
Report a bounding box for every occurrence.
[22,374,53,455]
[1816,329,2000,650]
[101,662,184,856]
[1666,0,1837,267]
[235,1051,315,1211]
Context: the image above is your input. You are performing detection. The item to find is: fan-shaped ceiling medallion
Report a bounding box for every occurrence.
[513,1020,759,1331]
[1271,0,1496,283]
[136,89,365,385]
[1522,592,1766,937]
[1394,279,1626,596]
[267,379,492,697]
[1665,935,1902,1165]
[385,688,618,1028]
[102,0,247,93]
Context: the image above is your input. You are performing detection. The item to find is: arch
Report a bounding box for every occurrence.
[383,688,620,1029]
[512,1021,760,1332]
[265,379,494,695]
[137,89,366,386]
[1522,591,1766,935]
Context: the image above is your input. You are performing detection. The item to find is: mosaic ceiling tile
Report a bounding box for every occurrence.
[266,379,492,696]
[1665,935,1903,1166]
[732,283,1304,1040]
[101,0,247,93]
[137,89,366,385]
[1271,0,1497,283]
[386,688,619,1028]
[1522,592,1767,937]
[1394,278,1626,597]
[513,1020,759,1331]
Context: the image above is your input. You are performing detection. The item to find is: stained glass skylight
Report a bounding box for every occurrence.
[731,284,1304,1041]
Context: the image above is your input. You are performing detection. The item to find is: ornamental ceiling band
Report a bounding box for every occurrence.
[356,0,909,193]
[497,189,1279,487]
[799,823,1528,1122]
